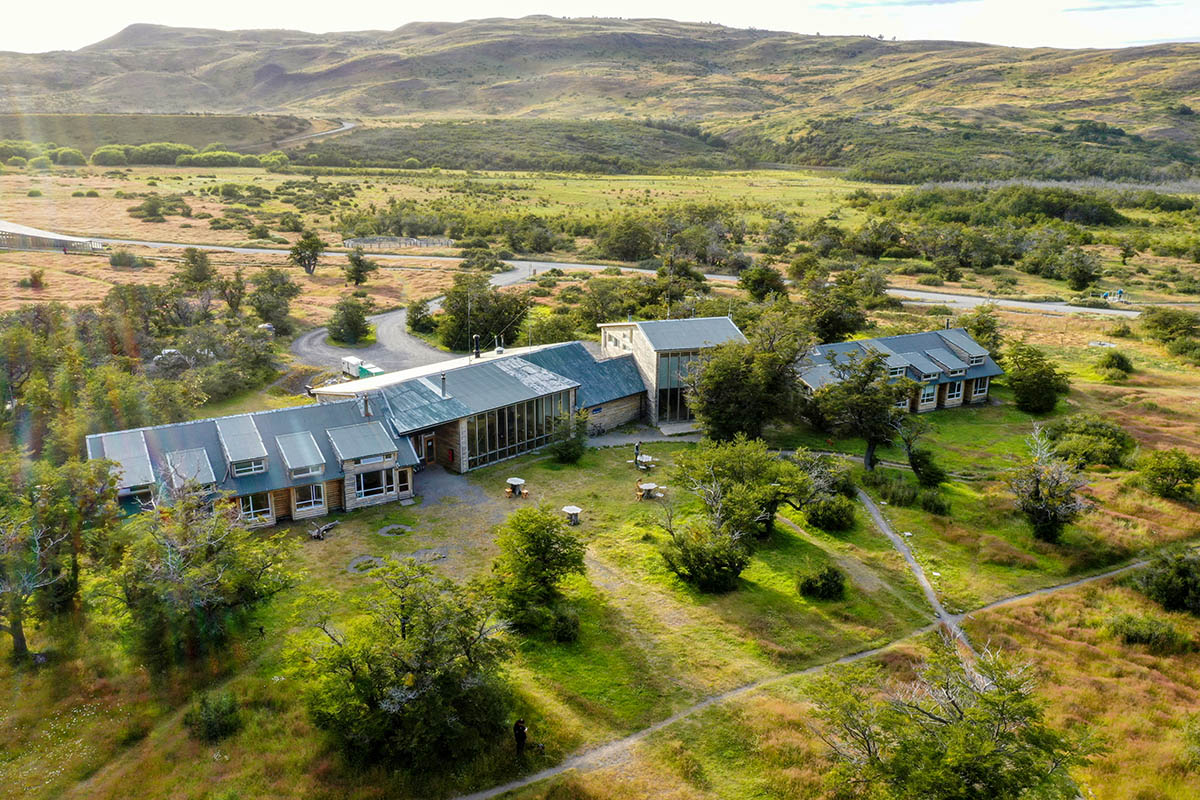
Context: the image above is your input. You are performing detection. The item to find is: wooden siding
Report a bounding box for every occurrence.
[432,418,466,473]
[270,489,292,521]
[326,479,345,511]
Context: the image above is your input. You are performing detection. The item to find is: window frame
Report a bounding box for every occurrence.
[920,384,937,405]
[294,483,325,511]
[355,454,386,466]
[232,458,266,477]
[946,380,963,401]
[894,395,910,410]
[888,366,906,378]
[239,492,271,521]
[354,469,395,499]
[291,463,323,479]
[921,372,939,381]
[969,355,985,366]
[973,376,990,397]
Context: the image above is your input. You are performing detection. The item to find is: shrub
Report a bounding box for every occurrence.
[924,305,954,316]
[17,268,45,289]
[108,249,152,268]
[1139,448,1200,498]
[1004,341,1070,414]
[550,604,581,643]
[5,155,27,168]
[798,565,847,601]
[1133,551,1200,615]
[546,410,589,464]
[908,448,947,487]
[85,189,99,198]
[183,691,243,743]
[71,190,85,197]
[1107,613,1193,655]
[662,523,750,593]
[918,489,951,515]
[805,495,856,531]
[26,189,41,197]
[1141,307,1200,343]
[916,275,944,286]
[1106,321,1134,338]
[1044,413,1134,467]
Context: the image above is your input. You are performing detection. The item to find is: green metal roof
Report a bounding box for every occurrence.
[630,317,746,351]
[275,431,325,470]
[164,448,216,488]
[215,415,267,463]
[519,342,645,407]
[326,421,398,461]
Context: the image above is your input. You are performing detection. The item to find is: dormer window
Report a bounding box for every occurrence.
[921,372,939,381]
[291,464,322,479]
[949,368,965,377]
[888,366,906,378]
[232,458,266,477]
[356,454,388,466]
[969,355,985,366]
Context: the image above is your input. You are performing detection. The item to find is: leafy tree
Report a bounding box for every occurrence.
[809,636,1097,800]
[327,295,373,344]
[1118,238,1139,265]
[595,215,655,261]
[1133,550,1200,615]
[546,410,589,464]
[890,415,945,487]
[493,506,586,617]
[177,247,216,288]
[737,264,786,301]
[114,488,296,667]
[802,279,868,343]
[658,508,750,593]
[0,515,68,660]
[1004,341,1070,414]
[805,495,856,531]
[812,351,915,469]
[288,231,326,275]
[1008,427,1091,543]
[1139,448,1200,499]
[437,272,529,351]
[1141,307,1200,343]
[289,558,510,765]
[459,248,505,271]
[956,304,1003,357]
[798,564,846,600]
[406,297,437,334]
[343,248,379,286]
[217,267,246,315]
[686,316,801,440]
[764,213,798,254]
[1060,246,1101,291]
[248,267,301,334]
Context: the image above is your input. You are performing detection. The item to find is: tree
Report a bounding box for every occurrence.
[0,515,68,660]
[327,295,373,344]
[177,247,216,288]
[115,487,296,667]
[546,409,589,464]
[217,267,246,315]
[809,636,1097,800]
[812,351,915,470]
[1141,307,1200,343]
[1139,448,1200,499]
[737,264,786,301]
[248,267,301,334]
[1118,238,1139,265]
[687,335,800,440]
[764,213,798,254]
[956,304,1003,357]
[1060,246,1101,291]
[288,231,326,275]
[343,248,379,286]
[891,415,946,487]
[802,280,868,343]
[1008,427,1091,543]
[437,272,529,352]
[1132,550,1200,615]
[407,298,437,334]
[1004,341,1070,414]
[289,558,510,765]
[596,215,655,262]
[493,506,586,613]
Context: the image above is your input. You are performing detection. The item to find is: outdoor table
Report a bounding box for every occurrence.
[562,505,582,525]
[507,477,525,496]
[636,454,654,469]
[639,482,658,499]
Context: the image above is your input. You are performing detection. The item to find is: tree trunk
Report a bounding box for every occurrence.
[864,440,878,471]
[8,607,28,661]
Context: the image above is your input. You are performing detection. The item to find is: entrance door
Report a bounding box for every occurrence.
[423,434,436,464]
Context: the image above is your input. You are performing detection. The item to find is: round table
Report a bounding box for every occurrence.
[507,477,525,495]
[562,505,582,525]
[639,482,658,499]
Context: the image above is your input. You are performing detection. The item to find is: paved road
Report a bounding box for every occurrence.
[274,119,358,147]
[289,307,448,372]
[888,287,1141,318]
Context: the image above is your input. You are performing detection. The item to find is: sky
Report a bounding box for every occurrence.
[2,0,1197,53]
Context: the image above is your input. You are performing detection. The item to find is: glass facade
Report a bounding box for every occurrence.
[656,350,698,422]
[465,390,573,470]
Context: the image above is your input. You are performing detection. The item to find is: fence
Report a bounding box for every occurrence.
[342,236,455,250]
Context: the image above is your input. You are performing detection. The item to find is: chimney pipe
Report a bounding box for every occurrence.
[473,334,481,359]
[363,395,371,417]
[440,372,447,398]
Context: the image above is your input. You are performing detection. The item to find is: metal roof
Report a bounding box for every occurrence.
[275,431,324,470]
[165,448,216,488]
[798,328,1003,391]
[901,351,942,376]
[95,429,155,489]
[619,317,746,351]
[925,348,968,372]
[215,415,267,463]
[519,342,645,407]
[0,219,101,244]
[327,421,399,461]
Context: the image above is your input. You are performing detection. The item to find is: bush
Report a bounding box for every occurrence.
[1107,613,1193,655]
[17,268,45,289]
[1004,341,1070,414]
[85,189,99,198]
[1133,551,1200,615]
[26,189,41,197]
[183,691,243,743]
[406,298,437,334]
[662,523,750,593]
[908,448,947,487]
[27,156,52,170]
[550,604,581,643]
[1139,448,1200,498]
[918,489,951,515]
[1141,307,1200,343]
[546,410,589,464]
[1106,321,1134,338]
[5,155,27,167]
[1044,413,1134,467]
[327,296,373,344]
[108,249,152,268]
[916,275,944,286]
[798,565,847,600]
[805,495,856,531]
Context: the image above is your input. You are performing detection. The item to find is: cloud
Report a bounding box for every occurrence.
[816,0,981,8]
[1065,1,1177,11]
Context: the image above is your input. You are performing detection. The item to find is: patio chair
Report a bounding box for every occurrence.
[505,486,514,498]
[521,487,530,499]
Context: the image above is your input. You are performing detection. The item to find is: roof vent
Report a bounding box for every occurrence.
[440,372,447,398]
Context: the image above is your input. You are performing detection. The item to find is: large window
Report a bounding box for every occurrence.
[920,384,937,405]
[232,458,266,477]
[973,376,990,397]
[355,469,395,499]
[466,389,573,470]
[657,350,698,422]
[294,483,324,511]
[946,381,963,401]
[397,469,410,494]
[239,492,271,522]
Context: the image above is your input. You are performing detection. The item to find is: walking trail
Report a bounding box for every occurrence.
[450,489,1149,800]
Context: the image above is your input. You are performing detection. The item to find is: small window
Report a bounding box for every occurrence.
[239,492,271,521]
[921,372,938,381]
[973,376,990,396]
[294,483,324,511]
[888,366,905,377]
[949,368,965,377]
[969,355,985,366]
[895,396,910,409]
[292,464,322,479]
[355,454,386,466]
[232,458,266,477]
[920,385,937,404]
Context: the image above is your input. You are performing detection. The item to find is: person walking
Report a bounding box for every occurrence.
[634,440,641,466]
[513,718,528,758]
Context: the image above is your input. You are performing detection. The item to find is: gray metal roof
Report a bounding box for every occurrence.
[327,421,399,461]
[165,448,217,488]
[215,415,268,463]
[275,431,324,470]
[798,328,1003,391]
[519,342,645,407]
[95,429,155,489]
[627,317,746,351]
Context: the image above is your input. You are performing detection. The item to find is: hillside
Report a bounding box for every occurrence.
[2,16,1199,179]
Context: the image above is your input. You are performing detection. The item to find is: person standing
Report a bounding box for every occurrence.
[514,718,528,758]
[634,441,641,464]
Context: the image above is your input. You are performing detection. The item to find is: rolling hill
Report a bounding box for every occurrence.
[2,16,1199,179]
